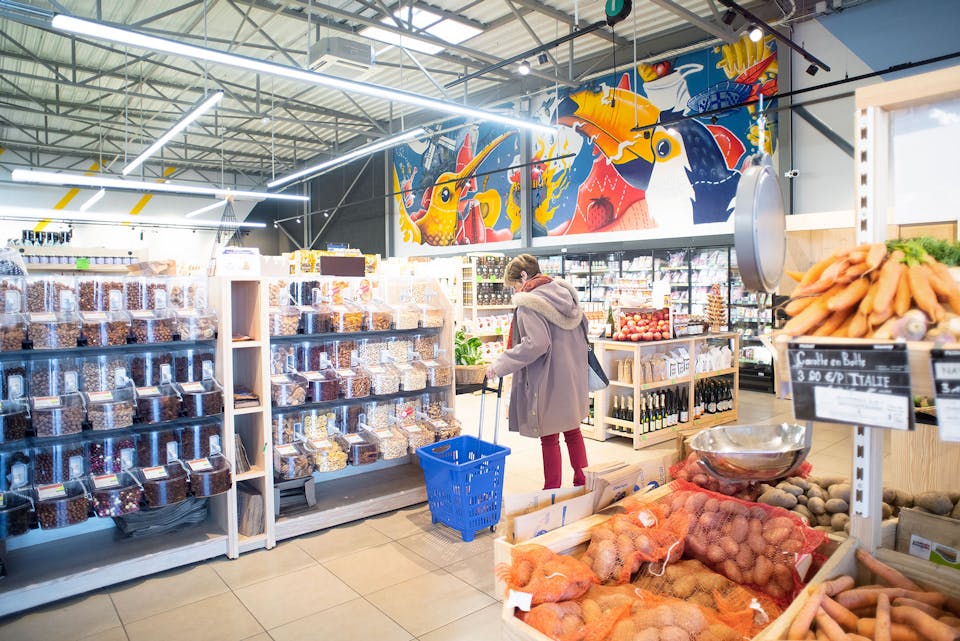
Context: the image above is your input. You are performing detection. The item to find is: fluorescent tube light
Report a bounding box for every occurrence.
[51,15,554,135]
[0,206,265,229]
[123,91,223,176]
[11,169,308,201]
[79,188,105,212]
[269,127,426,188]
[184,199,229,218]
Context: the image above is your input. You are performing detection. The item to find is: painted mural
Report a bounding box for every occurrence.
[393,34,778,252]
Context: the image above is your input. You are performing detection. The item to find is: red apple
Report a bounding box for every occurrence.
[653,332,662,340]
[630,334,641,342]
[643,332,653,341]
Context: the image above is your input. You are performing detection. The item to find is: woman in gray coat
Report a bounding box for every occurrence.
[486,255,590,488]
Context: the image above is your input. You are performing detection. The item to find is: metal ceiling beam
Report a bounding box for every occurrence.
[506,0,630,48]
[503,0,561,74]
[132,0,206,27]
[224,0,299,68]
[648,0,739,44]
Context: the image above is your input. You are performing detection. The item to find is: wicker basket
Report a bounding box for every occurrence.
[455,364,487,385]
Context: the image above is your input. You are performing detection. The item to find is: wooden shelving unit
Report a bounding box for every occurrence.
[16,246,147,273]
[592,333,740,449]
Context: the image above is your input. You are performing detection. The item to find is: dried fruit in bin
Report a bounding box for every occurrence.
[497,543,597,606]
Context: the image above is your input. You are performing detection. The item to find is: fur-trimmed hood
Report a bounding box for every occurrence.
[512,278,584,330]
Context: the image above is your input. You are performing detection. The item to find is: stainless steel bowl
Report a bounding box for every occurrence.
[690,423,811,482]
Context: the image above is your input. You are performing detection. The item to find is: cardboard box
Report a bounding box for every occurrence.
[503,487,586,544]
[896,508,960,570]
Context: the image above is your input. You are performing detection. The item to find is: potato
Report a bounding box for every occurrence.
[729,514,749,542]
[706,543,726,564]
[704,497,720,513]
[719,499,748,516]
[883,486,897,503]
[798,494,809,506]
[829,483,852,502]
[719,536,739,558]
[893,488,914,508]
[807,485,826,500]
[685,492,710,514]
[882,502,893,519]
[825,498,849,513]
[952,499,960,520]
[916,491,954,515]
[781,535,803,553]
[671,574,699,599]
[831,512,850,531]
[721,558,743,583]
[764,515,796,532]
[759,489,798,509]
[660,625,691,641]
[764,526,791,544]
[747,523,766,554]
[736,545,755,570]
[820,476,847,488]
[755,554,774,586]
[948,491,960,504]
[787,476,810,491]
[792,504,813,523]
[817,514,833,526]
[778,482,804,497]
[808,497,827,515]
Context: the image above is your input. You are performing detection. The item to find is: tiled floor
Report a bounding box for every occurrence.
[0,390,867,640]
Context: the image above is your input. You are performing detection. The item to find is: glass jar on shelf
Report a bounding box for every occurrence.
[27,311,80,349]
[89,470,142,518]
[30,393,84,438]
[25,275,76,313]
[129,309,175,343]
[79,354,129,393]
[267,305,300,337]
[85,387,136,431]
[76,275,124,312]
[0,399,29,443]
[137,428,180,467]
[305,435,347,473]
[88,433,137,475]
[185,454,231,498]
[330,300,363,333]
[30,357,79,396]
[34,438,86,484]
[129,351,173,387]
[138,463,188,507]
[176,379,223,418]
[0,313,26,352]
[173,348,215,383]
[80,310,131,347]
[332,430,379,466]
[274,442,313,480]
[125,276,170,312]
[174,308,218,340]
[34,480,88,529]
[271,374,307,407]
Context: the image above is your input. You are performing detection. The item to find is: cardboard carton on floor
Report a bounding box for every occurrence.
[896,507,960,570]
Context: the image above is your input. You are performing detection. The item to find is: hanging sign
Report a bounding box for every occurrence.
[930,348,960,442]
[788,341,913,430]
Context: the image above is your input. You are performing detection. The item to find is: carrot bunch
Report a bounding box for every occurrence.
[779,241,960,338]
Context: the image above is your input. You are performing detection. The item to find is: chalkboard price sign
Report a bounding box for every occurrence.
[788,341,913,430]
[930,348,960,442]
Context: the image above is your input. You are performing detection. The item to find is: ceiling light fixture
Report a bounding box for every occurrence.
[11,169,308,201]
[79,188,105,212]
[122,91,223,176]
[268,127,426,188]
[51,15,554,135]
[517,61,531,75]
[0,206,265,229]
[806,64,819,76]
[721,9,736,25]
[748,25,763,42]
[184,199,229,218]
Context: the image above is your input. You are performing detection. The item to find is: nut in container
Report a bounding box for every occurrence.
[184,454,231,497]
[366,363,400,395]
[0,312,26,352]
[274,442,313,480]
[28,311,80,349]
[362,299,393,331]
[396,362,427,391]
[271,374,307,407]
[30,356,79,396]
[267,305,300,337]
[177,379,223,418]
[418,357,453,388]
[138,463,188,507]
[272,410,304,445]
[302,409,334,439]
[80,311,131,347]
[125,276,170,312]
[30,393,84,438]
[35,439,87,484]
[130,309,175,344]
[25,275,76,313]
[336,365,370,399]
[179,423,222,459]
[34,480,89,529]
[399,421,433,452]
[88,471,142,517]
[0,491,35,537]
[137,428,180,467]
[135,384,181,424]
[174,308,218,340]
[333,430,379,466]
[79,354,129,393]
[330,301,363,333]
[130,351,173,387]
[88,434,137,475]
[299,369,339,402]
[362,425,407,460]
[85,387,136,431]
[305,437,347,473]
[174,349,215,383]
[0,399,29,442]
[76,276,123,312]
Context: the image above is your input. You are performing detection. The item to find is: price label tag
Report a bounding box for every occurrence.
[395,363,412,371]
[310,439,333,449]
[336,368,355,378]
[130,310,154,319]
[506,589,534,612]
[76,257,90,270]
[275,444,299,456]
[930,349,960,442]
[367,366,385,374]
[344,433,363,445]
[178,308,198,318]
[788,341,913,430]
[137,386,161,397]
[30,312,56,322]
[37,483,66,500]
[83,312,108,321]
[142,465,169,480]
[180,382,205,393]
[374,429,392,439]
[422,360,439,367]
[271,375,292,384]
[33,395,61,409]
[187,457,213,472]
[93,474,120,489]
[403,425,422,433]
[300,371,323,381]
[87,391,114,403]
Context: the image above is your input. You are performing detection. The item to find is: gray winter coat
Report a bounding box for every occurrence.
[490,279,590,438]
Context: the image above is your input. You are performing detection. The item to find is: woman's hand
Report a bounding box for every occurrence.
[485,365,498,380]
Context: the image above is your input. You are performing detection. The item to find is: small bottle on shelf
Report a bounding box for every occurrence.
[707,382,717,415]
[679,387,689,424]
[612,395,621,420]
[626,395,634,422]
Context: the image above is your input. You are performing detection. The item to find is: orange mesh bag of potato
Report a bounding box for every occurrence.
[669,453,761,500]
[633,558,783,637]
[600,586,746,641]
[580,502,691,584]
[497,543,598,605]
[522,585,638,641]
[657,481,828,604]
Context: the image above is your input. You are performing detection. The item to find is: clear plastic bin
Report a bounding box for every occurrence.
[88,434,137,475]
[135,384,181,424]
[180,423,222,459]
[0,313,26,352]
[302,410,335,439]
[335,367,370,399]
[80,311,131,347]
[186,455,231,497]
[0,399,29,442]
[300,295,333,335]
[177,380,223,418]
[271,374,307,407]
[362,300,393,332]
[129,309,175,344]
[419,358,453,388]
[391,298,420,330]
[34,439,86,484]
[336,404,362,433]
[333,431,379,466]
[394,397,421,426]
[362,401,393,430]
[272,410,303,445]
[137,429,180,467]
[268,306,300,337]
[76,276,124,312]
[0,491,34,537]
[418,302,444,328]
[30,357,79,396]
[363,426,407,460]
[332,339,358,368]
[306,437,347,473]
[173,349,216,383]
[28,311,80,349]
[421,392,444,419]
[25,276,76,313]
[270,343,298,376]
[130,352,173,387]
[396,362,426,391]
[299,369,339,402]
[330,302,363,333]
[125,276,170,311]
[89,471,142,517]
[428,416,462,442]
[139,463,189,507]
[30,394,84,438]
[35,480,88,529]
[298,341,333,371]
[366,363,400,396]
[174,308,218,340]
[0,276,23,314]
[2,449,32,491]
[267,279,290,307]
[85,388,136,431]
[79,354,129,393]
[274,443,313,480]
[168,277,208,310]
[357,340,387,368]
[399,422,434,452]
[386,338,412,363]
[1,360,26,400]
[413,334,439,361]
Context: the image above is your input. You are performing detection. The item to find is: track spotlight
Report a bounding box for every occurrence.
[748,25,763,42]
[323,212,329,218]
[537,53,549,65]
[517,60,531,76]
[806,64,819,76]
[296,217,302,223]
[721,9,736,25]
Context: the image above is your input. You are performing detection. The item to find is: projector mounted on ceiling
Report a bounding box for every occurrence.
[309,37,375,79]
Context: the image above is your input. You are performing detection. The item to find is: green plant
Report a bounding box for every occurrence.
[454,329,484,365]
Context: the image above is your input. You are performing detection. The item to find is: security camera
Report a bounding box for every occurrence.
[784,169,799,178]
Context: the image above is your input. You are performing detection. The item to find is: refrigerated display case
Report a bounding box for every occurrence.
[729,248,776,393]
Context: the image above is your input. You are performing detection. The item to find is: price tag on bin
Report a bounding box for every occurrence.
[930,349,960,442]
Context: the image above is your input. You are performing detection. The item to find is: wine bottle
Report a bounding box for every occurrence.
[679,387,689,424]
[613,395,620,420]
[655,394,663,430]
[605,306,615,338]
[707,383,717,414]
[670,389,678,426]
[626,395,634,422]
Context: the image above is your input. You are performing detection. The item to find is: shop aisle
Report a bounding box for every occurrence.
[0,391,862,641]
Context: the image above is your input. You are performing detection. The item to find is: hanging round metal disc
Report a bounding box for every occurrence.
[734,154,786,293]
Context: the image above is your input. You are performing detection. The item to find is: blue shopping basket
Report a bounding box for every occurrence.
[416,378,510,542]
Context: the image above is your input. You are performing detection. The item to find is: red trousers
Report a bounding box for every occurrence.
[540,428,589,489]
